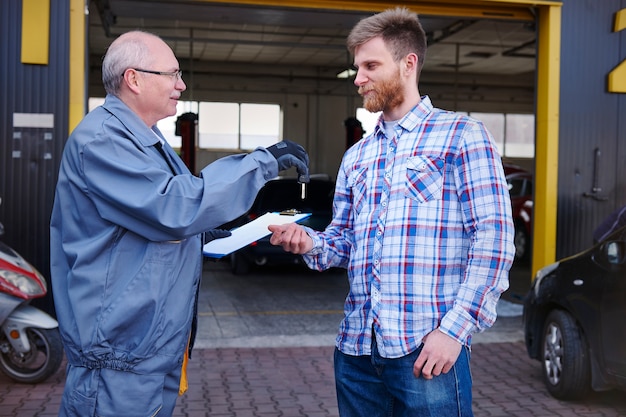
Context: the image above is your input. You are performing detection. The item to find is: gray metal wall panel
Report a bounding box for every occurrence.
[557,0,626,258]
[0,0,70,314]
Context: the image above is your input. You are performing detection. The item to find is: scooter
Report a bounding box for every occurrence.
[0,198,64,383]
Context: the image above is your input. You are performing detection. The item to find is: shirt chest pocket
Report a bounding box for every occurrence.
[347,167,368,216]
[405,156,444,203]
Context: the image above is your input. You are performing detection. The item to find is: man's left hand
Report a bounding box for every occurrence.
[413,329,462,379]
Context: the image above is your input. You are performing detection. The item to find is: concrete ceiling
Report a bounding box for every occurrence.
[89,0,537,76]
[87,1,538,110]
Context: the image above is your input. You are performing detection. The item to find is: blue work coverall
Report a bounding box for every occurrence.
[50,94,278,416]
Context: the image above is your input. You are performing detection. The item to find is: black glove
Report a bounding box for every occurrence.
[203,229,232,244]
[266,140,310,183]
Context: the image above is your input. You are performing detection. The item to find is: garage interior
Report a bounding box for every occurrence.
[85,1,539,292]
[87,1,539,184]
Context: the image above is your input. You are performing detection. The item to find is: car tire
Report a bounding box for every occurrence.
[541,309,591,400]
[230,252,250,275]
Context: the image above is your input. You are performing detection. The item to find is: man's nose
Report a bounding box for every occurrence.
[354,70,367,87]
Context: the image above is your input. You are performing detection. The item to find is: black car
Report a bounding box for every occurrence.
[523,225,626,400]
[226,175,335,274]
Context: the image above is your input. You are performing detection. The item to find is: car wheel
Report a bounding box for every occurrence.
[230,252,250,275]
[514,222,530,263]
[541,309,591,400]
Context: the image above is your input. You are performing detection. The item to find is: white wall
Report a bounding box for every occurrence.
[89,61,536,178]
[195,93,354,179]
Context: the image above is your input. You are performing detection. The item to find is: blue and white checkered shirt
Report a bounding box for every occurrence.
[304,96,515,358]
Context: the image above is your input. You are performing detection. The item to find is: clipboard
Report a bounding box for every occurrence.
[202,211,311,258]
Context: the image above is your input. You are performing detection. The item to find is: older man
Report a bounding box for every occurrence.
[50,31,308,416]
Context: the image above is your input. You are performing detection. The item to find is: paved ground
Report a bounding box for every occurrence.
[1,261,625,416]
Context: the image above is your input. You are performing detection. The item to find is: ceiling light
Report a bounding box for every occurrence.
[337,68,356,79]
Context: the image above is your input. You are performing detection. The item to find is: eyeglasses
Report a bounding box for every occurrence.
[125,68,183,80]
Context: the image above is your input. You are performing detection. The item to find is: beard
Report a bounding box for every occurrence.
[359,70,404,113]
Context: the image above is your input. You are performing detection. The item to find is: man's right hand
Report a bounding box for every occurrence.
[268,223,314,254]
[266,140,310,183]
[413,329,462,380]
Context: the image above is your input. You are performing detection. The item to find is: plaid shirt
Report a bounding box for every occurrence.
[304,96,515,358]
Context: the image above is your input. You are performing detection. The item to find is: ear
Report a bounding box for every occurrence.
[121,69,142,94]
[402,53,419,77]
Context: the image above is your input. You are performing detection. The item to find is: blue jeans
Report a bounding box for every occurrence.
[334,338,473,417]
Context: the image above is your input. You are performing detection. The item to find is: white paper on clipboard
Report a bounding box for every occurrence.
[202,211,311,258]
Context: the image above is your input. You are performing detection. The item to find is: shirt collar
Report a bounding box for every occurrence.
[373,95,434,138]
[102,94,162,147]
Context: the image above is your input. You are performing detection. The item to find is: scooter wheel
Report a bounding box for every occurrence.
[0,327,64,384]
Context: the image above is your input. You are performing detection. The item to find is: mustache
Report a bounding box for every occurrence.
[358,87,373,96]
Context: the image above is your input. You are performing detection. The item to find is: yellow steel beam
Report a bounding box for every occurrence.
[69,0,86,133]
[192,0,560,21]
[532,3,561,277]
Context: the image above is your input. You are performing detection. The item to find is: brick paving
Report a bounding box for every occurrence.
[1,342,625,416]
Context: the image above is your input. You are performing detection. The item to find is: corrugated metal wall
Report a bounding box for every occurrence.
[556,0,626,258]
[0,0,69,314]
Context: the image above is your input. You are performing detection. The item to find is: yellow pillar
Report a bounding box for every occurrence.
[532,4,562,277]
[69,0,87,133]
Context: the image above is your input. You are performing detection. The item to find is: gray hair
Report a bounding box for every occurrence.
[347,7,427,70]
[102,31,157,95]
